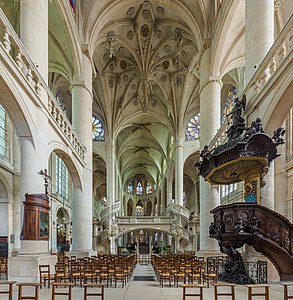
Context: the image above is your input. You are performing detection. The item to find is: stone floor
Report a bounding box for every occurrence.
[0,264,290,299]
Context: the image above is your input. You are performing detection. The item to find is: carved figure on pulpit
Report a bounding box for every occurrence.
[272,127,286,145]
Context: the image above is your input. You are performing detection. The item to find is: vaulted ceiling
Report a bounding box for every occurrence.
[91,0,201,187]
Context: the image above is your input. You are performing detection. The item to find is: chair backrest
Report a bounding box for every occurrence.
[39,265,50,275]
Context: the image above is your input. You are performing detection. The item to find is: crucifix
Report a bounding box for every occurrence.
[38,169,51,195]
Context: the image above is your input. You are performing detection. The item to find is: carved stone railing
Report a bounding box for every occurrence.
[165,203,190,220]
[100,201,121,227]
[244,14,293,105]
[117,216,172,224]
[210,202,293,281]
[0,9,85,162]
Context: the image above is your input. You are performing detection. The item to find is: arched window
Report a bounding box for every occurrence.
[222,86,237,122]
[146,181,153,194]
[92,116,105,141]
[136,180,143,195]
[56,155,69,200]
[127,181,134,194]
[186,113,200,140]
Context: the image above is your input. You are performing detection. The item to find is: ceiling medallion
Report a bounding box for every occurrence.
[181,50,188,58]
[103,53,108,61]
[164,45,171,53]
[127,31,134,40]
[127,7,135,16]
[156,30,163,39]
[142,9,150,18]
[133,97,139,106]
[162,60,170,70]
[123,74,129,82]
[119,46,125,54]
[141,24,150,38]
[120,60,127,70]
[156,7,164,15]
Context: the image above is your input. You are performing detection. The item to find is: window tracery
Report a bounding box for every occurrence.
[92,116,105,141]
[186,113,200,140]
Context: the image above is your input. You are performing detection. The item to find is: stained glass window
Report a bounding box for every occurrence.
[146,182,153,194]
[0,104,6,156]
[136,181,143,195]
[186,113,200,140]
[92,116,105,141]
[56,155,69,200]
[127,181,134,194]
[222,86,237,122]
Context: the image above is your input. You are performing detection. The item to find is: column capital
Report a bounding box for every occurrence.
[199,76,222,94]
[70,81,93,98]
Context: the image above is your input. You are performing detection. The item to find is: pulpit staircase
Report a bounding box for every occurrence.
[210,202,293,281]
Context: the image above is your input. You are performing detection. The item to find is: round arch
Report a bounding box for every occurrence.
[48,145,83,190]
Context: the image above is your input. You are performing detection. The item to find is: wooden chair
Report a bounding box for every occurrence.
[39,264,53,288]
[54,263,69,283]
[70,262,83,286]
[245,284,271,300]
[0,281,16,300]
[17,283,41,300]
[202,264,217,287]
[212,283,237,300]
[83,283,106,300]
[281,283,293,300]
[159,268,172,287]
[181,284,206,300]
[51,282,74,300]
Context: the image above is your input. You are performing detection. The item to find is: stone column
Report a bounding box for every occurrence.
[245,0,274,85]
[19,0,50,256]
[274,143,287,216]
[106,141,116,253]
[160,180,166,213]
[156,191,161,215]
[166,174,173,204]
[71,52,93,253]
[106,141,115,206]
[20,0,48,83]
[199,45,221,252]
[175,136,184,206]
[261,162,274,210]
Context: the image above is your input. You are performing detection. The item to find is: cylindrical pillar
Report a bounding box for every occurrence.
[71,53,93,252]
[106,142,116,207]
[175,136,184,206]
[274,144,287,216]
[199,46,221,252]
[245,0,274,85]
[261,162,274,210]
[20,0,48,83]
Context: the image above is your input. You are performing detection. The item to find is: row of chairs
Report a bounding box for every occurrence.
[40,254,137,289]
[0,281,106,300]
[181,282,286,300]
[152,254,217,288]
